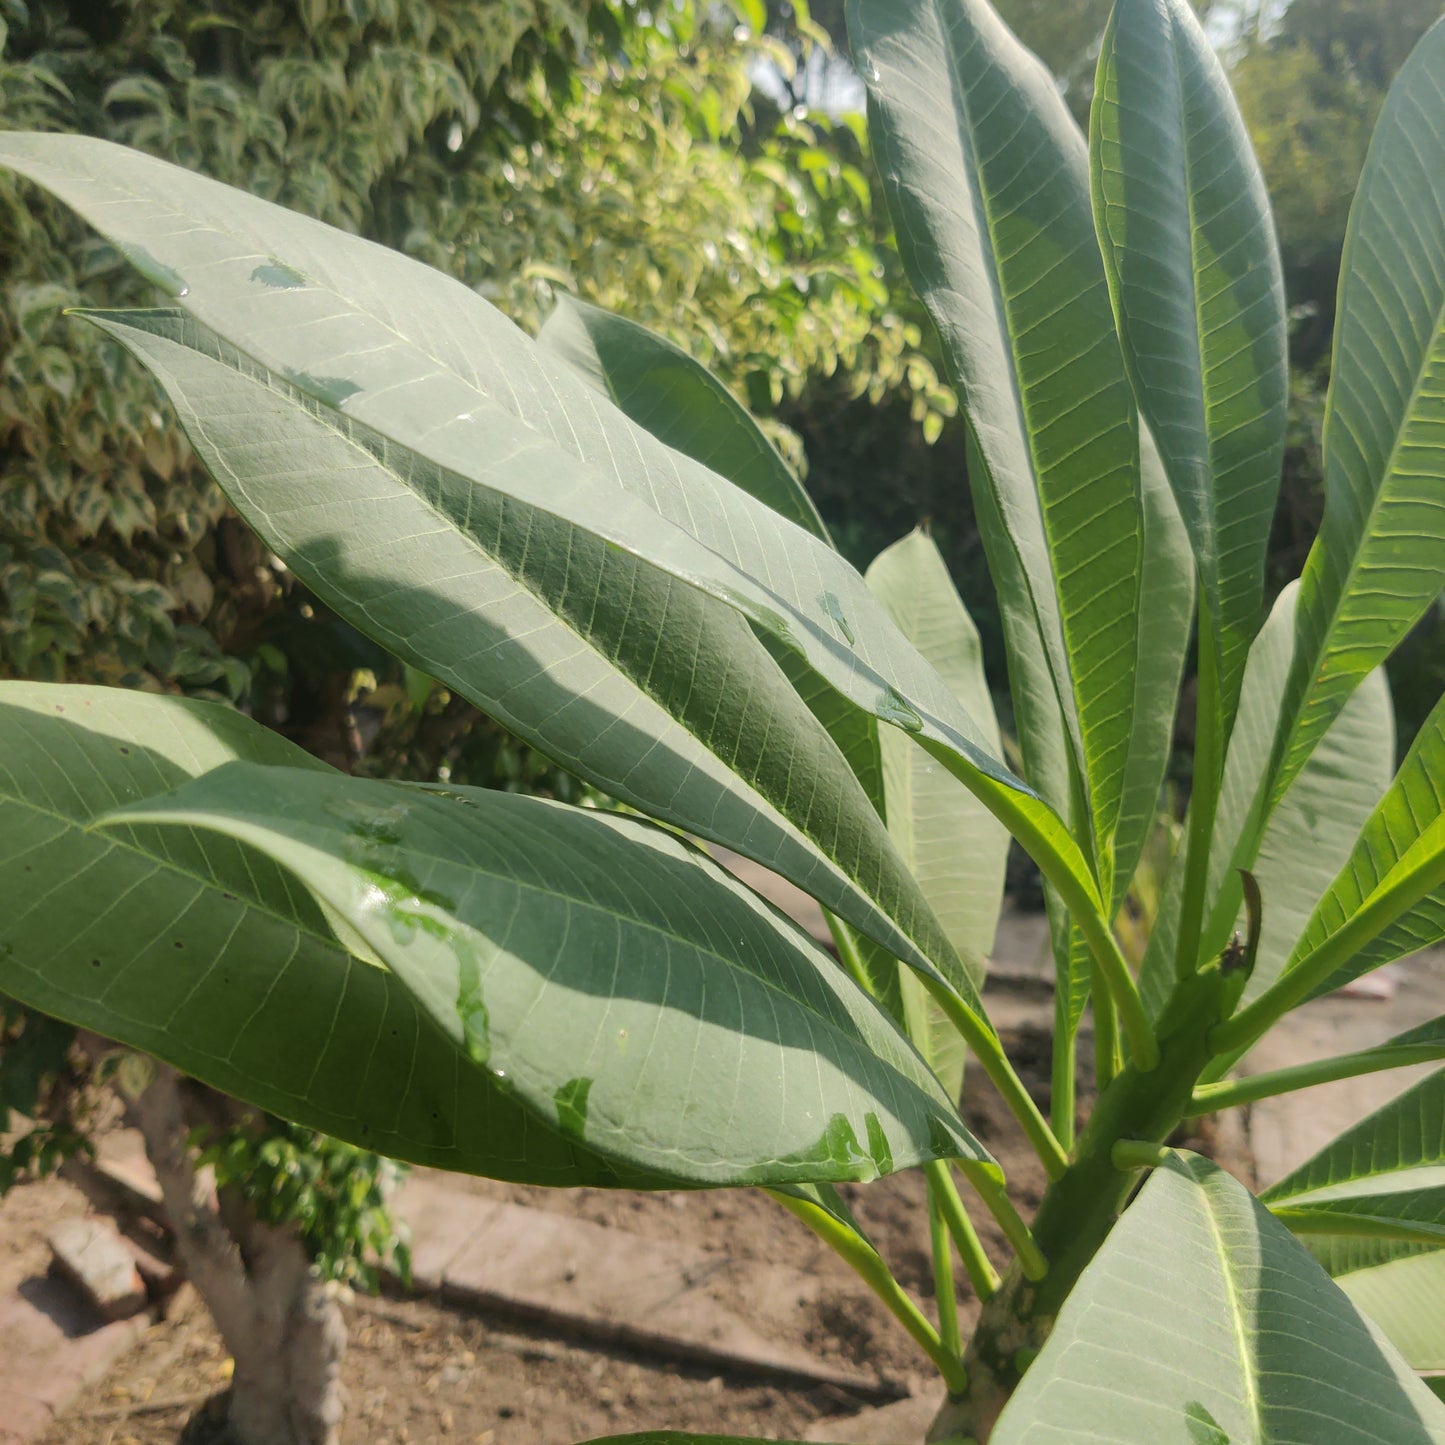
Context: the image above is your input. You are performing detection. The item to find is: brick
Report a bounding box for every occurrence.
[49,1217,147,1321]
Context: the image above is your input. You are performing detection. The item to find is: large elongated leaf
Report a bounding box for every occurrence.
[994,1152,1445,1444]
[846,0,1159,902]
[1270,17,1445,806]
[866,529,1007,1094]
[1340,1252,1445,1378]
[1264,1067,1445,1279]
[537,294,829,542]
[1286,691,1445,999]
[1092,0,1287,735]
[0,131,1098,1004]
[85,305,986,1027]
[104,760,990,1187]
[537,294,886,844]
[0,684,659,1186]
[866,530,1008,968]
[1139,585,1392,1016]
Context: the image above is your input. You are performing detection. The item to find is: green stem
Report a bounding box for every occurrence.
[1174,609,1224,984]
[1192,1043,1445,1112]
[922,976,1070,1181]
[949,966,1236,1432]
[1091,958,1121,1093]
[1211,843,1445,1057]
[1270,1209,1445,1248]
[1051,973,1077,1155]
[1112,1139,1172,1171]
[927,1182,963,1360]
[959,1161,1047,1282]
[767,1189,968,1396]
[926,1159,1000,1303]
[824,911,877,998]
[926,740,1158,1073]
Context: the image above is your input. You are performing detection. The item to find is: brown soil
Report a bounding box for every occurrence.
[15,1016,1089,1445]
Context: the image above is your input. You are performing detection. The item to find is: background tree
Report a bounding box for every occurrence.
[0,2,948,1439]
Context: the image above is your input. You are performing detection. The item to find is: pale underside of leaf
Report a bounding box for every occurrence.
[0,134,1083,911]
[537,293,830,542]
[1265,1067,1445,1278]
[846,0,1149,898]
[85,306,993,1036]
[1139,584,1392,1019]
[993,1151,1445,1443]
[1287,691,1445,998]
[106,760,993,1187]
[1092,0,1287,736]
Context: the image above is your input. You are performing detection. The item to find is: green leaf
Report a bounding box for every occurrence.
[0,132,1100,1029]
[866,529,1007,970]
[1263,1066,1445,1278]
[103,760,992,1187]
[849,0,1153,903]
[537,294,829,542]
[578,1436,809,1444]
[866,528,1008,1094]
[1285,690,1445,999]
[89,303,984,1030]
[994,1152,1445,1444]
[0,683,662,1186]
[538,292,886,878]
[1269,17,1445,807]
[1339,1252,1445,1376]
[1092,0,1287,736]
[1138,583,1392,1014]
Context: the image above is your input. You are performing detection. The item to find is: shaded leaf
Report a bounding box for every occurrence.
[0,684,664,1186]
[105,760,992,1187]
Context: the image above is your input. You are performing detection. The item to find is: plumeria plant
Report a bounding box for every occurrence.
[2,0,1444,1441]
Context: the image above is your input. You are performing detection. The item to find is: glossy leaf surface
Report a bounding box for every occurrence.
[1264,1066,1445,1278]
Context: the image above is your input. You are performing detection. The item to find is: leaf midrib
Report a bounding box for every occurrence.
[138,314,944,976]
[930,0,1088,810]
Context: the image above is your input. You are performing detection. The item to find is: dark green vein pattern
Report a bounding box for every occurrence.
[0,685,642,1185]
[109,760,989,1185]
[1265,1067,1445,1280]
[88,306,976,1019]
[1092,0,1287,735]
[847,0,1149,894]
[1274,18,1445,804]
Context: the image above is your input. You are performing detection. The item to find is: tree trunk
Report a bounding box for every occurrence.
[128,1065,346,1445]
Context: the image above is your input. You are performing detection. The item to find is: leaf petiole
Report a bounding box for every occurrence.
[766,1188,968,1396]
